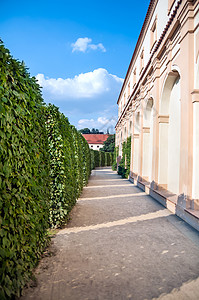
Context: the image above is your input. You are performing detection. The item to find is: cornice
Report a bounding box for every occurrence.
[117,0,158,105]
[115,0,183,129]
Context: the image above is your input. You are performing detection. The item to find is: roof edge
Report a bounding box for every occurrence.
[117,0,157,104]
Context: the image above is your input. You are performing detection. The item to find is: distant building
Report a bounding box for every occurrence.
[82,134,110,151]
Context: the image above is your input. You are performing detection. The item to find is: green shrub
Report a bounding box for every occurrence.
[91,150,113,169]
[0,41,50,299]
[118,137,131,178]
[94,150,100,167]
[100,151,105,167]
[90,149,95,170]
[112,146,119,171]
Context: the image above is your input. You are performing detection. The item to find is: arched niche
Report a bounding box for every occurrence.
[196,56,199,89]
[133,111,140,174]
[134,111,140,134]
[129,120,132,136]
[192,56,199,198]
[142,98,154,180]
[158,71,181,194]
[124,127,127,140]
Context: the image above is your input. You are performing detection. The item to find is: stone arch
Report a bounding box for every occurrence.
[192,56,199,198]
[134,111,140,134]
[129,120,132,136]
[142,98,154,180]
[133,111,140,174]
[124,126,127,140]
[119,130,123,156]
[158,71,181,194]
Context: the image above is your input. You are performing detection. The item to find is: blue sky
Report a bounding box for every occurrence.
[1,0,150,133]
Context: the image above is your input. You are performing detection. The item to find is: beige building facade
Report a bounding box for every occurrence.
[115,0,199,229]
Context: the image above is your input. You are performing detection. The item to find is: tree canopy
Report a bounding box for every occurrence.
[100,134,115,152]
[79,128,104,134]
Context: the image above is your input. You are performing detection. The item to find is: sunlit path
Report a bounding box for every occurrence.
[21,167,199,300]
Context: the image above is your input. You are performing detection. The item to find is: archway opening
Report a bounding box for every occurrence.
[133,112,140,174]
[158,72,181,194]
[143,98,154,181]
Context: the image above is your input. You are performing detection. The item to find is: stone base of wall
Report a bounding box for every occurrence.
[129,172,199,232]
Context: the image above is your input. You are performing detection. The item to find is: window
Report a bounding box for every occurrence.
[150,17,157,51]
[91,145,93,148]
[140,49,144,74]
[128,82,131,98]
[133,68,137,87]
[97,145,99,148]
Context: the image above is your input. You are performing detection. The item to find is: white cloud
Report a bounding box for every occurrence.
[77,116,117,133]
[36,68,123,101]
[71,37,106,53]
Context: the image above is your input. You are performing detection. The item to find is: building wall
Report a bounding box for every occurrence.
[116,0,199,203]
[89,144,103,151]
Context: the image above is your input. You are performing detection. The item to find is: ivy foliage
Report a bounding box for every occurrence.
[100,134,115,152]
[46,104,91,228]
[118,137,131,178]
[0,41,92,299]
[0,40,50,299]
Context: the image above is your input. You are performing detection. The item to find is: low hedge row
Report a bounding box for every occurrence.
[0,41,91,299]
[91,150,113,168]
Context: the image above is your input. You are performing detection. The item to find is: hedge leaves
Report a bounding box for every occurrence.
[0,41,91,299]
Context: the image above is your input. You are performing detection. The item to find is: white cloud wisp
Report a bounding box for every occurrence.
[78,116,117,133]
[71,37,106,53]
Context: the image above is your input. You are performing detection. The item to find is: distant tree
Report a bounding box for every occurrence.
[79,128,91,134]
[101,134,115,152]
[91,128,104,134]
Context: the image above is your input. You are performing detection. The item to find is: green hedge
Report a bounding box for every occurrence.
[0,41,91,299]
[0,41,50,299]
[112,146,119,171]
[90,150,113,169]
[118,137,131,178]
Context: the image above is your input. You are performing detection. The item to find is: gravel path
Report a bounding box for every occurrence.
[21,167,199,300]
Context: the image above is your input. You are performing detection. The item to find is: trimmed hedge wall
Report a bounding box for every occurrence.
[46,104,91,228]
[0,41,91,299]
[0,41,50,299]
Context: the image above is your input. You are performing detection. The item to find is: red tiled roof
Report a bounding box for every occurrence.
[82,134,110,145]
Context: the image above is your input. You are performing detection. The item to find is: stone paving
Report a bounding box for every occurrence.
[21,167,199,300]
